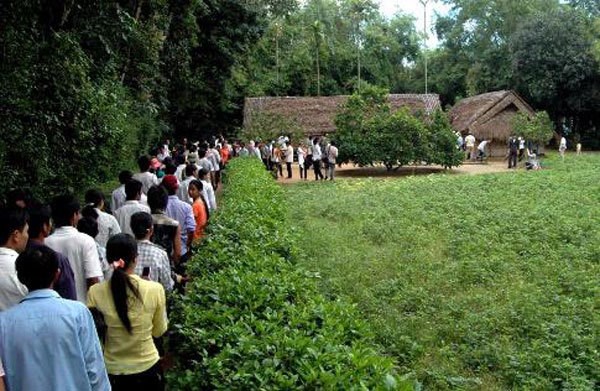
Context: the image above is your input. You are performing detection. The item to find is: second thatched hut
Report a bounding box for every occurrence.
[449,90,535,157]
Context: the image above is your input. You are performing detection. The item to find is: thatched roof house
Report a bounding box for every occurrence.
[449,90,535,156]
[244,94,441,136]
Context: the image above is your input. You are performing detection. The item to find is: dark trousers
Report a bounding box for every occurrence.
[262,158,269,171]
[299,164,307,179]
[286,162,292,178]
[313,160,324,180]
[508,151,518,168]
[109,361,164,391]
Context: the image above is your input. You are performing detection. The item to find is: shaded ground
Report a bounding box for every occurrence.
[275,159,514,184]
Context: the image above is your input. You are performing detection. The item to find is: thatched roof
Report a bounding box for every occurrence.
[244,94,441,135]
[449,90,535,141]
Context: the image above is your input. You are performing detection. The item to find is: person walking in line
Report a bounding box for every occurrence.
[0,207,30,310]
[85,189,121,247]
[46,194,103,303]
[147,185,181,265]
[88,234,168,391]
[0,246,110,391]
[311,138,324,180]
[114,180,151,237]
[133,155,159,195]
[188,180,209,242]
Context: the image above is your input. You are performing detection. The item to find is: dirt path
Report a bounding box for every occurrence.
[275,159,514,184]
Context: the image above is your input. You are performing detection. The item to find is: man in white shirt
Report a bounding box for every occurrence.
[177,164,197,205]
[0,207,29,310]
[114,180,151,236]
[285,143,294,179]
[46,194,103,303]
[111,170,132,212]
[85,189,121,247]
[465,133,476,161]
[326,141,339,180]
[132,155,159,195]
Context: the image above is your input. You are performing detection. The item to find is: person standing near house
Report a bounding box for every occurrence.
[285,143,294,179]
[311,137,324,180]
[477,140,490,161]
[297,143,307,180]
[465,133,476,161]
[508,136,518,169]
[559,136,567,160]
[518,136,526,161]
[326,141,339,181]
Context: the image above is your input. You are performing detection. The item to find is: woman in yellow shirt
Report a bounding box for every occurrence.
[88,233,168,390]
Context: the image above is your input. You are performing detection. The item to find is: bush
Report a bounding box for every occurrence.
[168,158,411,390]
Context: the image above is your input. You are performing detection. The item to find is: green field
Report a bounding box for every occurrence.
[287,153,600,390]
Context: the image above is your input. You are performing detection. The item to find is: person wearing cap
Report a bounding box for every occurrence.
[133,155,159,195]
[162,175,195,262]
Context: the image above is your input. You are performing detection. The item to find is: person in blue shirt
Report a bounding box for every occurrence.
[0,246,110,391]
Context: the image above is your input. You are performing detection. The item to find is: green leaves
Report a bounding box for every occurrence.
[334,89,463,169]
[168,158,411,390]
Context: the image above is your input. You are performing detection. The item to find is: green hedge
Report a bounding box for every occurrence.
[168,158,411,390]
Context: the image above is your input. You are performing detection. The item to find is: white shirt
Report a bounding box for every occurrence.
[201,179,217,211]
[465,135,476,147]
[111,186,147,211]
[114,201,151,236]
[297,147,305,166]
[46,227,103,303]
[111,185,126,212]
[175,164,187,181]
[0,248,28,311]
[559,137,567,150]
[177,176,195,205]
[286,146,294,163]
[311,144,322,160]
[478,140,489,151]
[198,157,213,173]
[327,145,339,164]
[132,172,159,195]
[95,208,121,248]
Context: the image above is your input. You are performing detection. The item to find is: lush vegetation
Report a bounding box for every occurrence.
[238,0,600,146]
[334,87,463,170]
[168,158,410,390]
[287,153,600,389]
[0,0,289,199]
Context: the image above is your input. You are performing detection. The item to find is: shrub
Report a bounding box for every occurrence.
[168,158,410,390]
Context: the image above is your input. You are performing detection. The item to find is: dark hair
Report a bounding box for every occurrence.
[84,189,105,208]
[130,212,153,240]
[137,155,151,172]
[198,168,210,180]
[118,170,133,185]
[147,185,168,213]
[77,216,99,239]
[189,180,210,220]
[0,207,29,245]
[50,194,80,228]
[16,247,58,291]
[165,163,177,175]
[185,164,197,177]
[7,188,31,209]
[106,234,140,333]
[125,179,143,201]
[27,202,52,238]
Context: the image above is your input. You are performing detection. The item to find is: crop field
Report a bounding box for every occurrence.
[286,154,600,390]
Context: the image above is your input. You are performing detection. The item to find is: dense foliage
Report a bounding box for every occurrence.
[168,158,410,390]
[0,0,287,199]
[334,87,463,169]
[512,111,555,145]
[288,153,600,390]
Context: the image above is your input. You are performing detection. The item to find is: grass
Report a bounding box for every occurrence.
[286,153,600,390]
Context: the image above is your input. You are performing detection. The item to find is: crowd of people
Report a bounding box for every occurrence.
[0,136,236,390]
[237,135,340,181]
[456,132,542,170]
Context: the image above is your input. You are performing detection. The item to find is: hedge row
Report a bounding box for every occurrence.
[167,158,410,390]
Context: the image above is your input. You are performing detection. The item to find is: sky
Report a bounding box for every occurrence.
[376,0,452,47]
